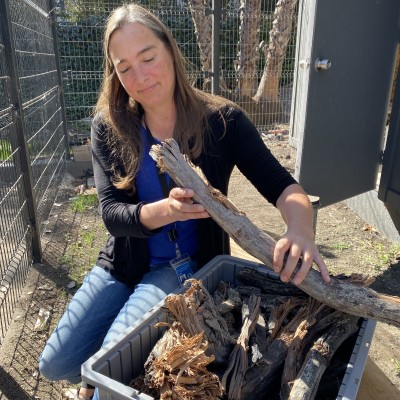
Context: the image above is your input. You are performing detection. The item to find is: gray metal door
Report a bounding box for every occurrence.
[378,69,400,210]
[291,0,400,207]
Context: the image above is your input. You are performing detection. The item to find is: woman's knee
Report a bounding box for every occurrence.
[38,349,80,383]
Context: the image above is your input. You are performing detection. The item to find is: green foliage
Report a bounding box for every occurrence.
[0,138,12,161]
[0,138,48,161]
[333,242,352,251]
[60,219,108,286]
[70,193,99,212]
[395,359,400,375]
[376,242,400,267]
[62,0,110,22]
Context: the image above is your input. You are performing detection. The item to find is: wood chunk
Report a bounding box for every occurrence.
[280,299,324,399]
[237,268,306,297]
[240,301,309,400]
[144,323,223,400]
[222,294,261,400]
[165,279,235,363]
[288,314,360,400]
[249,312,268,365]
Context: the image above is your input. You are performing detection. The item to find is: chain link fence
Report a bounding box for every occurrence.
[0,0,67,345]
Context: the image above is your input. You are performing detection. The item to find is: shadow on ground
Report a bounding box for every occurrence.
[371,260,400,296]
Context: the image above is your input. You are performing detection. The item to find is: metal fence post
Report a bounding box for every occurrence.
[0,0,42,262]
[48,0,70,160]
[211,0,221,95]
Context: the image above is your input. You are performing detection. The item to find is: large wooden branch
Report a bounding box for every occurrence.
[149,139,400,328]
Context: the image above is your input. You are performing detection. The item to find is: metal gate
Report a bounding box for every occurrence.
[291,0,400,208]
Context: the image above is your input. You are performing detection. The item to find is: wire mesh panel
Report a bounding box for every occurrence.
[54,0,297,140]
[0,0,66,345]
[10,0,66,223]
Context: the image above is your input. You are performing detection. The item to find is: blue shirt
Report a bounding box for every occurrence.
[135,126,198,266]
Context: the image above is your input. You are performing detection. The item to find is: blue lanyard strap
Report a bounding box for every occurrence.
[143,121,176,198]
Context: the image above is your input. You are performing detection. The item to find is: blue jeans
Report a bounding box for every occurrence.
[39,265,180,396]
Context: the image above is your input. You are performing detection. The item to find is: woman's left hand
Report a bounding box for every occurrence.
[273,229,330,285]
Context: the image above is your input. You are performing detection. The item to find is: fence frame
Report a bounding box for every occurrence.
[0,0,68,345]
[0,0,42,262]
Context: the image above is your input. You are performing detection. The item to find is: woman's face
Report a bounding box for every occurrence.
[109,22,176,112]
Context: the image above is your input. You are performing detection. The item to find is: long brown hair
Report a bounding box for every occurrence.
[95,3,230,193]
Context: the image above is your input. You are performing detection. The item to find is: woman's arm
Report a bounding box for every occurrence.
[92,116,209,235]
[139,187,209,230]
[275,183,330,284]
[91,117,154,238]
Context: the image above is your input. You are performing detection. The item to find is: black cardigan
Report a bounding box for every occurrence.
[91,107,297,286]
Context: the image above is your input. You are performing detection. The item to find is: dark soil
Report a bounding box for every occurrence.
[0,133,399,399]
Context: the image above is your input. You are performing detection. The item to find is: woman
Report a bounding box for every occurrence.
[39,4,330,399]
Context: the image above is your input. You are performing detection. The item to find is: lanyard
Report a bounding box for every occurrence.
[143,122,176,198]
[141,123,198,280]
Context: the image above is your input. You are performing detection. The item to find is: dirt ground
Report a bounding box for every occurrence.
[0,133,399,399]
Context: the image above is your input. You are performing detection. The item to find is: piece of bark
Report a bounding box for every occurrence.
[221,294,261,400]
[237,268,307,297]
[288,314,360,400]
[236,286,297,310]
[266,297,307,347]
[164,279,235,363]
[280,299,325,399]
[213,282,243,315]
[239,301,310,400]
[149,139,400,327]
[144,324,223,400]
[213,281,243,335]
[249,312,268,365]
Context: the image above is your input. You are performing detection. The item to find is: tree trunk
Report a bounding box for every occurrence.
[188,0,212,90]
[149,139,400,328]
[236,0,262,97]
[253,0,298,103]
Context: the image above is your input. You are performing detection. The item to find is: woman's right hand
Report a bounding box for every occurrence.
[139,187,210,230]
[167,188,210,222]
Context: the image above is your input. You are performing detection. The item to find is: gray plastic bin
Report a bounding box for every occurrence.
[81,255,375,400]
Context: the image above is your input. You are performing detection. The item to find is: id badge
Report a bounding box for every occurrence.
[169,254,193,285]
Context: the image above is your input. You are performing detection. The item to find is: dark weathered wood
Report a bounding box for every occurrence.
[237,268,307,296]
[240,302,309,399]
[249,312,268,365]
[280,297,334,400]
[288,314,360,400]
[214,283,243,315]
[265,298,307,347]
[236,286,298,310]
[222,294,261,400]
[150,139,400,327]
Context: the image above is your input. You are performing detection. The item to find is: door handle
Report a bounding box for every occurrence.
[315,58,331,71]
